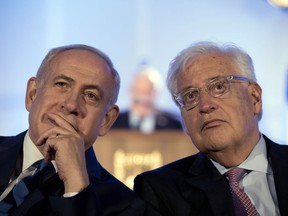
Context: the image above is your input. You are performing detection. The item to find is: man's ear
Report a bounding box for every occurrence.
[250,83,262,115]
[99,105,120,136]
[25,77,38,112]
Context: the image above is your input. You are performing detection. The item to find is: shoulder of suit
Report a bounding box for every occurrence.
[263,134,288,148]
[139,153,200,177]
[0,131,27,145]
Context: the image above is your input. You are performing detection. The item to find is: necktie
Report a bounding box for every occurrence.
[0,164,37,203]
[225,167,259,216]
[0,159,55,215]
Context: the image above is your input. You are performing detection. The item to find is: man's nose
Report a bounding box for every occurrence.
[61,93,83,116]
[197,89,217,113]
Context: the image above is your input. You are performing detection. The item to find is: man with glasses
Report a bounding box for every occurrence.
[134,41,288,215]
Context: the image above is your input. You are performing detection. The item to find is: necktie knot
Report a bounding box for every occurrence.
[226,167,247,183]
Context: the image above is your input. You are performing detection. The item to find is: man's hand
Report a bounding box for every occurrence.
[36,113,90,193]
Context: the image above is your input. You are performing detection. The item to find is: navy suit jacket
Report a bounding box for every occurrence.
[0,131,145,216]
[134,135,288,216]
[111,110,182,130]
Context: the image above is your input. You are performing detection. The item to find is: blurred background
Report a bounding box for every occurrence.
[1,0,288,144]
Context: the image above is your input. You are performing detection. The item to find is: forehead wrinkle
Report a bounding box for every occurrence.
[181,53,236,82]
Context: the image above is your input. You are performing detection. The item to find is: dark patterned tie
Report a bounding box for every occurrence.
[226,167,259,216]
[0,159,55,215]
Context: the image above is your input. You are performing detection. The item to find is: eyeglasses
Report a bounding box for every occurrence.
[174,75,252,111]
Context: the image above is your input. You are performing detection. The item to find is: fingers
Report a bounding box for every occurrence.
[41,136,57,162]
[38,133,63,162]
[39,132,89,192]
[36,113,77,147]
[47,113,78,132]
[36,128,78,161]
[35,113,78,162]
[34,113,89,192]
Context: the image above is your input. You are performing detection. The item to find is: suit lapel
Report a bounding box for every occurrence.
[0,131,26,194]
[182,153,234,216]
[85,146,102,179]
[265,135,288,216]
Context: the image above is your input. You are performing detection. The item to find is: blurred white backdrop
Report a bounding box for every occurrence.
[0,0,287,143]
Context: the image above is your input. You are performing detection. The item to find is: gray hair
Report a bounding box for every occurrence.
[36,44,120,105]
[167,41,256,96]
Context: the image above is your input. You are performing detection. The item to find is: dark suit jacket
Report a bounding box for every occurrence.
[134,135,288,216]
[0,131,145,216]
[111,110,182,130]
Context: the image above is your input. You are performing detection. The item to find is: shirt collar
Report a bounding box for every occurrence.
[212,134,272,175]
[22,131,44,171]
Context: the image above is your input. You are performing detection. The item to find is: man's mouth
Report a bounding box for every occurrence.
[201,119,224,131]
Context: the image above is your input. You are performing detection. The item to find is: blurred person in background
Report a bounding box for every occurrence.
[112,65,182,133]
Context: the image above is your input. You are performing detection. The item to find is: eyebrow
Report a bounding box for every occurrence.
[201,75,225,83]
[54,74,104,99]
[54,74,74,83]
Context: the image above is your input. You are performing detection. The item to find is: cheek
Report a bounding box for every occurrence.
[181,112,197,134]
[28,96,45,122]
[226,92,255,132]
[30,93,56,116]
[83,118,101,134]
[81,112,103,144]
[235,91,254,116]
[28,99,51,143]
[28,90,62,125]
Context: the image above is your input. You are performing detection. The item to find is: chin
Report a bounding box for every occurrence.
[201,134,229,147]
[207,144,227,152]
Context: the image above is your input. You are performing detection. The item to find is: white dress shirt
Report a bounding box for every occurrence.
[212,134,280,216]
[23,132,45,171]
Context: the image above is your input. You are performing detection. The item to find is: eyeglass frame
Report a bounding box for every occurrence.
[173,75,252,111]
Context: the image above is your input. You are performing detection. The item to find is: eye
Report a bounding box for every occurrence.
[83,91,101,105]
[55,81,68,88]
[209,79,228,95]
[182,90,198,104]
